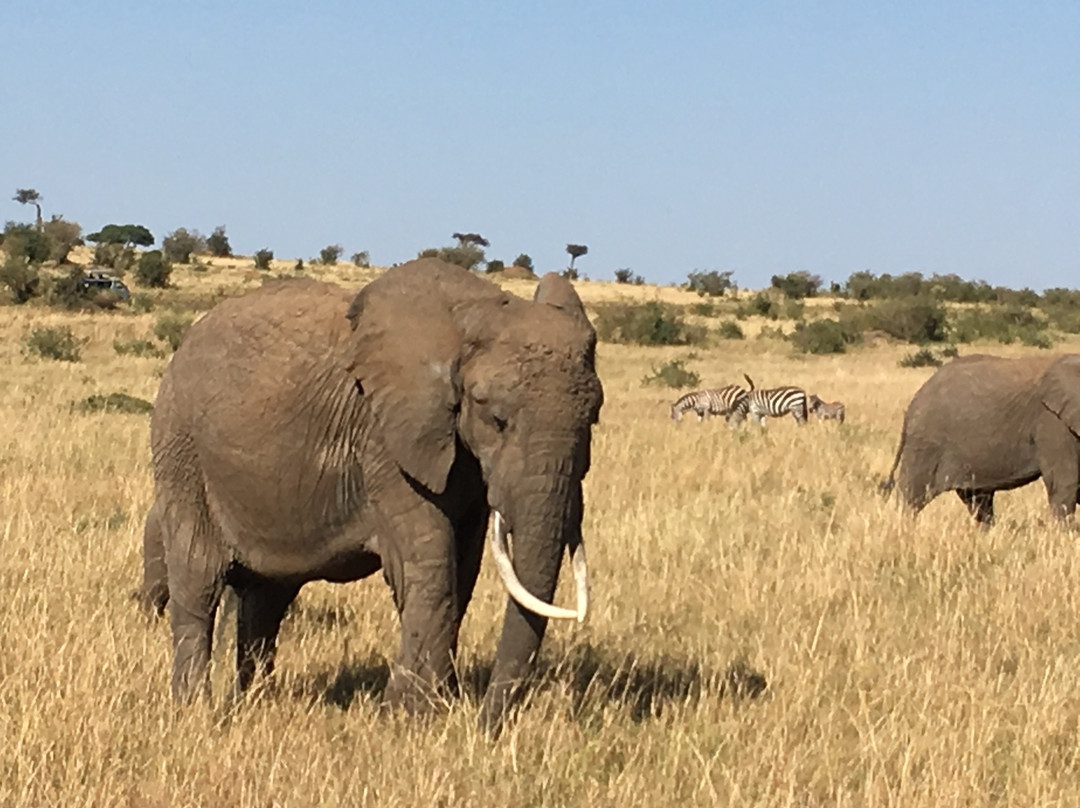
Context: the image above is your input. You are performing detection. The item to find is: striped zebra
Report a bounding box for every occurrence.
[671,374,755,426]
[808,394,846,424]
[747,385,809,427]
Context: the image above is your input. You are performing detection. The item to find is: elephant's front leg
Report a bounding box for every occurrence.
[1036,423,1080,520]
[379,498,461,712]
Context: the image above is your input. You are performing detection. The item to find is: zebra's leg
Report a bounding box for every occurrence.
[956,489,995,526]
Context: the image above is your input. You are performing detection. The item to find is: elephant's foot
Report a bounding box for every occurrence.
[381,667,453,715]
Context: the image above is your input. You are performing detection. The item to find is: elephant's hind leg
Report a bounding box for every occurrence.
[136,498,169,616]
[165,507,228,703]
[957,489,995,526]
[235,578,300,695]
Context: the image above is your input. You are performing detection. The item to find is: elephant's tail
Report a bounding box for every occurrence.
[879,431,906,498]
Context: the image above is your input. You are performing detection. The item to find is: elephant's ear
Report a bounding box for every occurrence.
[345,283,462,494]
[1040,355,1080,437]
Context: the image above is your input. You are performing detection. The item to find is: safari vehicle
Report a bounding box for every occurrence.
[80,272,130,299]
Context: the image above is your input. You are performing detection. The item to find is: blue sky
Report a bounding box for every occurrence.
[4,1,1078,290]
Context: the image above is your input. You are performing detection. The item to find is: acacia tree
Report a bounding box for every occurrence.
[87,224,155,247]
[14,189,43,231]
[566,243,588,270]
[452,232,490,248]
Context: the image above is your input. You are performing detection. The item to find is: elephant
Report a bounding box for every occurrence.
[138,257,604,735]
[881,353,1080,524]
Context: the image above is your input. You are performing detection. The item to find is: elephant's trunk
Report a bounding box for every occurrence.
[479,476,585,736]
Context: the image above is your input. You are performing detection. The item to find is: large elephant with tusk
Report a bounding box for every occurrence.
[138,257,603,735]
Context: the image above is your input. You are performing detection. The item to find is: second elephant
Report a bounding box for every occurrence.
[882,353,1080,523]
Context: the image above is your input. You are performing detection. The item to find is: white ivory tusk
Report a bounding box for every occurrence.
[490,511,582,621]
[570,540,588,623]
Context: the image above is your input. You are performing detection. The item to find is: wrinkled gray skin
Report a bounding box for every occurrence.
[881,353,1080,524]
[139,258,603,734]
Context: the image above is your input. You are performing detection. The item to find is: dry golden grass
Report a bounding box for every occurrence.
[4,262,1080,806]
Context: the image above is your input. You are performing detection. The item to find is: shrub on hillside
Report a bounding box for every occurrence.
[351,250,371,268]
[899,348,944,368]
[594,301,706,346]
[135,251,172,288]
[114,338,165,358]
[512,254,534,272]
[76,392,154,415]
[153,313,193,351]
[206,226,232,257]
[162,228,205,263]
[841,298,947,344]
[615,268,645,285]
[948,306,1053,346]
[770,271,821,299]
[93,243,136,273]
[485,259,505,273]
[253,248,274,270]
[48,266,91,309]
[319,244,344,265]
[25,326,83,361]
[717,320,745,340]
[1,223,51,263]
[642,359,701,389]
[42,216,84,263]
[0,253,41,304]
[687,270,734,297]
[790,319,854,354]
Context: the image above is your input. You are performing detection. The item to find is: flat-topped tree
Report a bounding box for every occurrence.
[14,189,43,231]
[566,243,588,270]
[87,224,155,248]
[452,232,490,248]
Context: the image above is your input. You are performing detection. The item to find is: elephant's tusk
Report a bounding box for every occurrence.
[491,511,584,622]
[570,539,588,623]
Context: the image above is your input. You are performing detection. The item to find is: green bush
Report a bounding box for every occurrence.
[206,226,231,257]
[113,338,165,358]
[948,306,1052,346]
[687,270,734,297]
[351,250,371,268]
[25,326,83,361]
[770,271,821,299]
[131,293,154,313]
[899,348,944,368]
[1,222,51,263]
[512,254,534,272]
[0,253,41,304]
[153,313,193,351]
[850,298,948,344]
[782,299,805,320]
[253,249,274,270]
[42,216,84,263]
[76,392,153,414]
[692,302,716,317]
[615,268,645,285]
[790,319,854,354]
[747,292,776,319]
[594,301,706,346]
[135,250,172,288]
[717,320,745,340]
[485,259,505,273]
[92,243,136,273]
[642,359,700,389]
[319,244,343,265]
[48,266,91,310]
[162,228,205,263]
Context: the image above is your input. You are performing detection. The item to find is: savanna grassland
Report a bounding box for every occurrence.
[4,257,1080,807]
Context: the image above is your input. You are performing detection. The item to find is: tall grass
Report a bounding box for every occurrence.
[3,275,1080,806]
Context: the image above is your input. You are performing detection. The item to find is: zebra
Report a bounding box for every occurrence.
[747,385,809,427]
[808,393,846,424]
[671,374,755,426]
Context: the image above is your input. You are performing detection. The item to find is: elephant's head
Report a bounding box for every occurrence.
[344,258,603,729]
[1039,354,1080,436]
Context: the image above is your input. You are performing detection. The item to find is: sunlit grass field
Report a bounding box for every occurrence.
[3,261,1080,806]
